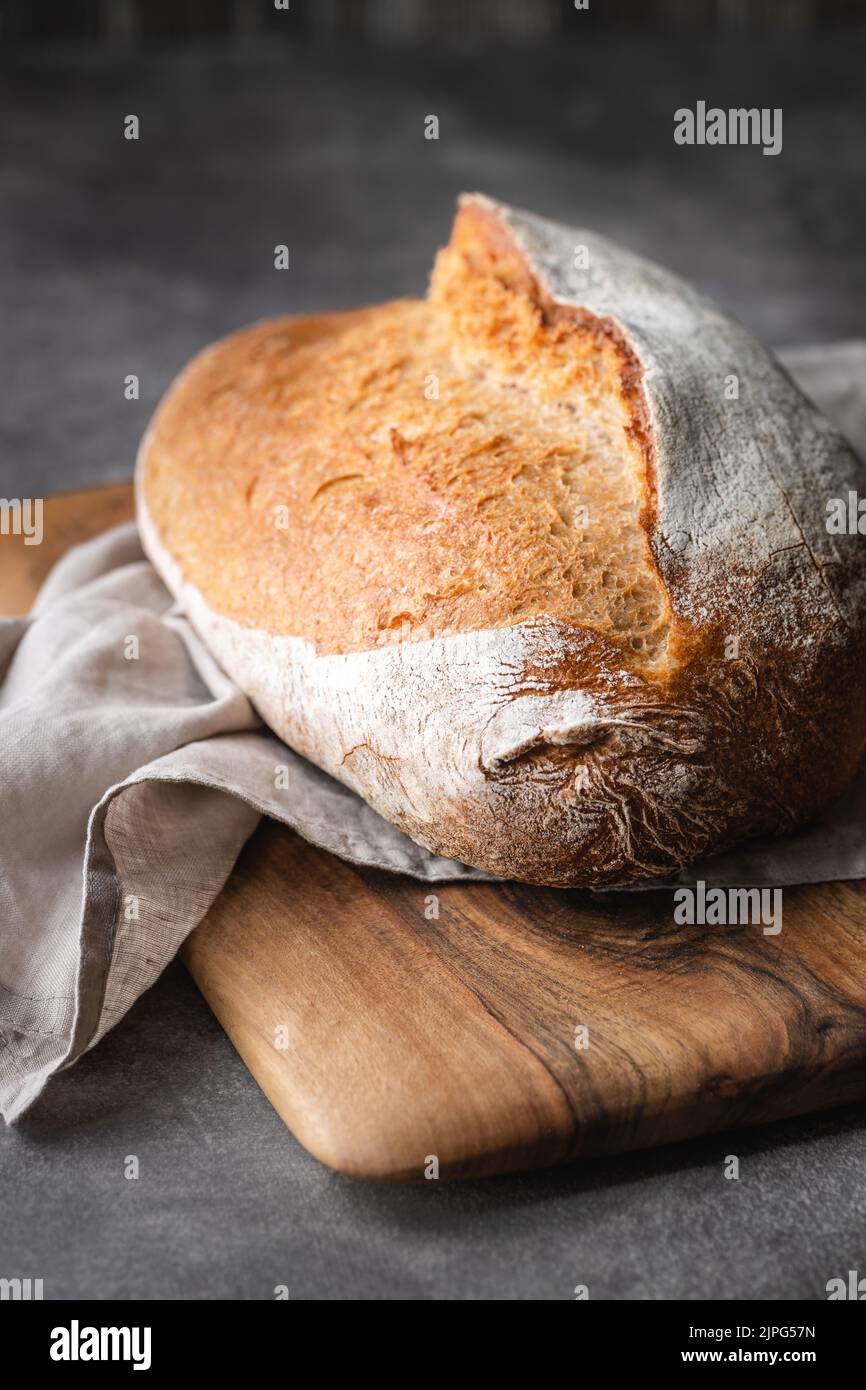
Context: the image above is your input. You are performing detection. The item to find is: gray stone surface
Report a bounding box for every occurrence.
[1,33,865,1300]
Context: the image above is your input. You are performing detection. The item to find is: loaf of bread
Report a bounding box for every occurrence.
[136,194,866,887]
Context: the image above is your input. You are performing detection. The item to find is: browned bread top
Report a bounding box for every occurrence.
[141,202,669,666]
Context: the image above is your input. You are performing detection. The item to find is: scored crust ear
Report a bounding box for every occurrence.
[428,194,673,671]
[441,195,660,519]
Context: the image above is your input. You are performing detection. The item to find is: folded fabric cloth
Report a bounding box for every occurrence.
[1,343,864,1122]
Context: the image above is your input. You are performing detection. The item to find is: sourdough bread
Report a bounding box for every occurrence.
[136,195,866,886]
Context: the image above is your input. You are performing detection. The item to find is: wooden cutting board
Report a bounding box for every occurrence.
[4,483,866,1180]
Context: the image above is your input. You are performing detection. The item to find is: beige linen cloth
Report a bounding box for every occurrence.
[2,343,865,1122]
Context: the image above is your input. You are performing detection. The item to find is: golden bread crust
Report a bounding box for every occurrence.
[142,207,669,665]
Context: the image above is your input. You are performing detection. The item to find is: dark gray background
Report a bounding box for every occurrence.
[2,4,866,1299]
